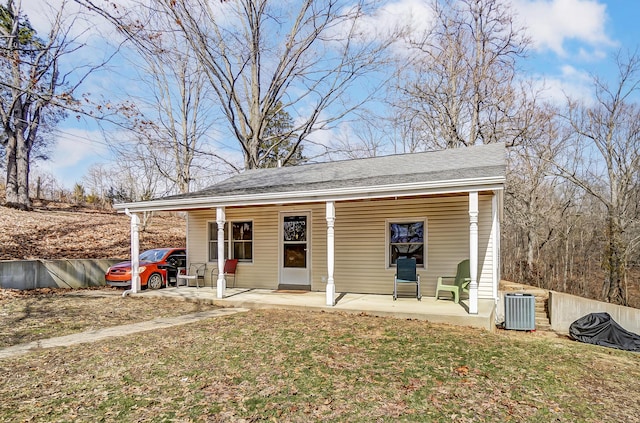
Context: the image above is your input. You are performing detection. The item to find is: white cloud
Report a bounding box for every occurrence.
[513,0,615,56]
[23,0,124,42]
[36,128,111,189]
[528,64,594,105]
[360,0,435,40]
[22,0,70,34]
[327,0,435,57]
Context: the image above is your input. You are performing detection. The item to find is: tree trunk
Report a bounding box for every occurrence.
[563,229,569,293]
[525,227,539,286]
[604,215,627,305]
[4,133,19,206]
[16,130,31,209]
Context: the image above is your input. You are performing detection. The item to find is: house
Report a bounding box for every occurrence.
[114,143,505,315]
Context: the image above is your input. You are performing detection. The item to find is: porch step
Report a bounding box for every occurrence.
[536,320,551,331]
[535,297,551,331]
[277,284,311,291]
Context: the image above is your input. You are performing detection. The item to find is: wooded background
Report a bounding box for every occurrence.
[2,0,638,307]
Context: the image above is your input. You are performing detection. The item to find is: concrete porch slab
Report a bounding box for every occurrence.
[137,287,496,331]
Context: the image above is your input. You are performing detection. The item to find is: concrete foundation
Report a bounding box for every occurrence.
[0,259,121,290]
[549,291,640,334]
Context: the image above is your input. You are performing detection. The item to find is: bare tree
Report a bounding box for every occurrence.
[552,52,640,305]
[99,6,229,195]
[106,147,171,230]
[1,0,61,209]
[503,99,560,280]
[0,0,107,209]
[325,109,392,159]
[78,0,394,170]
[394,0,529,149]
[82,162,114,204]
[171,0,394,168]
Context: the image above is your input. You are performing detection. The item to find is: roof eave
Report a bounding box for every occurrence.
[114,176,505,213]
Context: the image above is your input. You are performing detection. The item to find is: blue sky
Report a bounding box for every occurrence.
[23,0,639,189]
[513,0,628,100]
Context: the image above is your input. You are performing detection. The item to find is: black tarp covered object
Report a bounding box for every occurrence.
[569,312,640,352]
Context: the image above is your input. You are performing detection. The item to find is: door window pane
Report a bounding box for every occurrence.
[284,244,306,268]
[283,216,307,241]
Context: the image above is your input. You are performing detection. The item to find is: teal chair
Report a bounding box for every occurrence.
[435,259,471,303]
[393,257,421,300]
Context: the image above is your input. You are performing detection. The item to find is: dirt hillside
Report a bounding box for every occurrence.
[0,202,185,260]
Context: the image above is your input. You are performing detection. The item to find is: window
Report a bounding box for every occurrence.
[388,220,425,267]
[208,222,228,262]
[208,221,253,262]
[232,221,253,261]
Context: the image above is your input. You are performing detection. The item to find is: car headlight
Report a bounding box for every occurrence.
[138,266,146,273]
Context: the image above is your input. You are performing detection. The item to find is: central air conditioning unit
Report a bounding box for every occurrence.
[504,293,536,331]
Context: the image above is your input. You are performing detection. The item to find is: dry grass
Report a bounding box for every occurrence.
[0,203,185,260]
[0,288,217,348]
[0,291,639,422]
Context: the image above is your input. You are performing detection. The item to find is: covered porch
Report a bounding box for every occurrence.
[116,144,506,319]
[135,286,496,331]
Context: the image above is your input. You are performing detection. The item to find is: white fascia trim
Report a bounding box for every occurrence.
[114,176,505,213]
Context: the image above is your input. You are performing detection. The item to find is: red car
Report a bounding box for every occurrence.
[105,248,186,289]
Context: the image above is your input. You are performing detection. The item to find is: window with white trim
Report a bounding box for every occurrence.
[208,222,228,262]
[231,221,253,261]
[208,221,253,262]
[388,220,426,267]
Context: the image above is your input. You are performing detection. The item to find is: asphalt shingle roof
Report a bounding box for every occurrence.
[173,143,505,200]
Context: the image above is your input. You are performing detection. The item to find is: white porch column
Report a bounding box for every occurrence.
[125,209,140,294]
[469,192,479,314]
[216,207,226,298]
[326,201,336,306]
[492,191,501,300]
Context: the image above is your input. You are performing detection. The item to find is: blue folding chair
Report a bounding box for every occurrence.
[393,257,421,300]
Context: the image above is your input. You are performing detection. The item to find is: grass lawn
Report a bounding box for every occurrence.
[0,288,217,348]
[0,291,639,422]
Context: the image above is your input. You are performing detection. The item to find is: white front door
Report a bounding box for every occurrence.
[280,212,311,287]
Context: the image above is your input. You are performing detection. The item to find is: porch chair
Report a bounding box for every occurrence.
[224,259,239,288]
[393,257,421,301]
[178,262,206,288]
[209,259,239,288]
[435,259,471,304]
[157,255,186,287]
